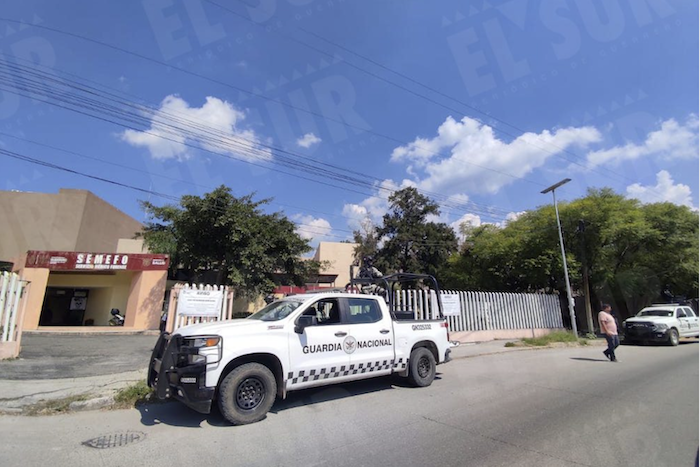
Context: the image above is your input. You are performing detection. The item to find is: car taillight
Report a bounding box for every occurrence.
[441,321,450,341]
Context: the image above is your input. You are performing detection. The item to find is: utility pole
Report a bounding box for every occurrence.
[578,220,594,334]
[541,179,578,337]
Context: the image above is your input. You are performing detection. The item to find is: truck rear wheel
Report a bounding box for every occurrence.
[407,347,436,387]
[218,362,277,425]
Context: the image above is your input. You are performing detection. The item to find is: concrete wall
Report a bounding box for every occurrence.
[116,238,146,253]
[314,242,357,287]
[0,188,142,263]
[451,328,565,344]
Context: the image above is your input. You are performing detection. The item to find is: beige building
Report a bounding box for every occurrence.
[313,241,358,287]
[0,188,143,262]
[1,188,167,331]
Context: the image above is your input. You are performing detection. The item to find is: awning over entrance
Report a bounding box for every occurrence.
[19,250,170,332]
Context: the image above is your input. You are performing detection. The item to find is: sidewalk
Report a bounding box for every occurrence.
[0,338,567,415]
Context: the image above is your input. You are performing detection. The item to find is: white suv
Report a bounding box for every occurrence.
[623,304,699,346]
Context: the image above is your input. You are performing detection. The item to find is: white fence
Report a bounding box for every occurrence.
[0,272,29,359]
[394,289,562,331]
[165,284,563,334]
[166,283,236,332]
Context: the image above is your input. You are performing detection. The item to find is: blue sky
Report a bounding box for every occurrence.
[0,0,697,249]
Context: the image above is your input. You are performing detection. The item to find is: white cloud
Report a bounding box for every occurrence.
[392,116,601,195]
[121,95,269,161]
[450,212,482,237]
[341,179,418,231]
[296,132,322,148]
[586,115,699,168]
[341,204,369,231]
[293,214,334,241]
[505,211,526,223]
[626,170,696,209]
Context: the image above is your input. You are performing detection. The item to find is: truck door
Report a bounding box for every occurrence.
[287,297,351,390]
[676,308,690,336]
[680,307,699,336]
[343,297,395,377]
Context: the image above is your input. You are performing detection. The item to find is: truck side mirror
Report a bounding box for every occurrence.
[295,315,317,334]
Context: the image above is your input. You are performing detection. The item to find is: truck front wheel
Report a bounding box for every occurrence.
[218,362,277,425]
[668,329,679,346]
[407,347,436,387]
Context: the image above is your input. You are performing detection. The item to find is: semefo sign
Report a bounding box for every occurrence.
[25,250,169,271]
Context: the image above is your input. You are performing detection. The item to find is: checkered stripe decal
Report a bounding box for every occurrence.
[287,358,408,384]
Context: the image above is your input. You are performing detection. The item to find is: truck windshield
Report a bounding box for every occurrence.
[638,309,673,317]
[248,300,303,321]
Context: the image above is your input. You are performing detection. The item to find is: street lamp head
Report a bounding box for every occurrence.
[541,178,572,194]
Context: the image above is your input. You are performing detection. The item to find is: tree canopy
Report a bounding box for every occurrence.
[354,187,458,277]
[139,186,317,295]
[441,188,699,318]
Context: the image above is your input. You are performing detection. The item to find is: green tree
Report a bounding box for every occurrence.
[352,217,379,265]
[139,186,316,295]
[375,187,458,276]
[442,187,699,320]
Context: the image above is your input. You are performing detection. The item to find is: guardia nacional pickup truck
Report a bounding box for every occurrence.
[623,303,699,346]
[148,275,453,425]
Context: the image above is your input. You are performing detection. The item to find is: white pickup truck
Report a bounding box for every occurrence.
[148,292,453,425]
[623,304,700,346]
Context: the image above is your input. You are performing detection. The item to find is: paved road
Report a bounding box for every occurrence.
[0,342,697,466]
[0,334,159,379]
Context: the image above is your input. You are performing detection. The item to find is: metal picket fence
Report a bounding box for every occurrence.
[0,271,30,358]
[166,283,236,332]
[394,289,562,331]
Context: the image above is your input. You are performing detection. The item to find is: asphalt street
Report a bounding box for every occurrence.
[0,334,159,379]
[0,342,697,467]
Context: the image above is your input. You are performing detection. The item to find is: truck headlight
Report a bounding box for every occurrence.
[182,336,222,364]
[653,323,668,331]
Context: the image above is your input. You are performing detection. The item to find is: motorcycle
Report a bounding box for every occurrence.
[108,308,125,326]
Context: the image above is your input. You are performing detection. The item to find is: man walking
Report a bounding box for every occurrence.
[599,304,619,362]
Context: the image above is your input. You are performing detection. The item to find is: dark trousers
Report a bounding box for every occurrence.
[605,334,620,361]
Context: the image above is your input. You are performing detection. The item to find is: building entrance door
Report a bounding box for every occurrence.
[40,288,89,326]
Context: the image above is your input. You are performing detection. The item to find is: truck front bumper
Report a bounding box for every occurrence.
[623,327,669,343]
[147,333,215,414]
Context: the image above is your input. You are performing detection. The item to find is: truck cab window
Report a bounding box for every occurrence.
[303,299,341,325]
[347,298,382,324]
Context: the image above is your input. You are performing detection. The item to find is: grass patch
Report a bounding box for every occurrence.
[113,380,155,409]
[513,331,590,347]
[25,394,90,416]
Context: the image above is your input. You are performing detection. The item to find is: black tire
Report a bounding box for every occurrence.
[218,363,277,425]
[407,347,436,387]
[668,329,679,346]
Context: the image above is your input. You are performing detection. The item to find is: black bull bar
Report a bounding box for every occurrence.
[147,332,214,414]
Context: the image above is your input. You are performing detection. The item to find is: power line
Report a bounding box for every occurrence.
[0,58,519,222]
[0,17,548,213]
[210,0,647,190]
[0,13,667,209]
[0,147,355,240]
[0,130,370,224]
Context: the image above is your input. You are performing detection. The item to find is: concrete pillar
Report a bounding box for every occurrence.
[125,270,167,330]
[16,267,50,330]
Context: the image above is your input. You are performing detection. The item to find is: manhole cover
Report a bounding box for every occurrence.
[82,431,146,449]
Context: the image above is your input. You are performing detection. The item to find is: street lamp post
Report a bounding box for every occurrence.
[541,178,578,337]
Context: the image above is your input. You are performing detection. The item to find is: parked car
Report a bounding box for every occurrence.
[148,291,453,425]
[623,304,699,346]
